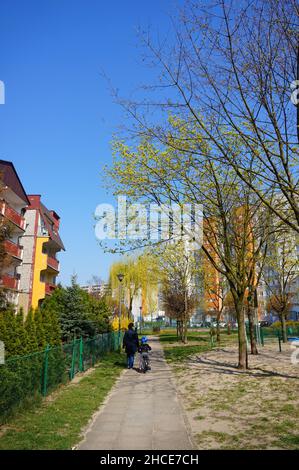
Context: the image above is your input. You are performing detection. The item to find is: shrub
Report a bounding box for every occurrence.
[271,320,299,330]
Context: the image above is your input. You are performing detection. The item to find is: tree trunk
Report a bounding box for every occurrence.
[178,320,183,342]
[128,297,133,320]
[236,300,248,369]
[216,317,221,345]
[247,305,258,355]
[182,313,188,344]
[281,313,288,343]
[183,320,188,344]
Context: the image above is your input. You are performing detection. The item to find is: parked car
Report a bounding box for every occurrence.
[259,320,271,327]
[209,321,227,328]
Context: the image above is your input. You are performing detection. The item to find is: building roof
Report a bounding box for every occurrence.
[0,160,30,205]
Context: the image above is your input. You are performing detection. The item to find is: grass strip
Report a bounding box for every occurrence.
[0,352,125,450]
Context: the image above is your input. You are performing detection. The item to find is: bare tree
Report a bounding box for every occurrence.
[263,227,299,342]
[116,0,299,232]
[203,260,227,344]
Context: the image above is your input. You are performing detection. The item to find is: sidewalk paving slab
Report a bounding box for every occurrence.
[78,336,193,450]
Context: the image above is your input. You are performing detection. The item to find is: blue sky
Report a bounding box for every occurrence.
[0,0,179,285]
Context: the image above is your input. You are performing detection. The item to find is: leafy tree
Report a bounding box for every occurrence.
[159,240,200,344]
[106,127,273,368]
[109,254,158,319]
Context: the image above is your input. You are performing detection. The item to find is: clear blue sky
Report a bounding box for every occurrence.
[0,0,179,285]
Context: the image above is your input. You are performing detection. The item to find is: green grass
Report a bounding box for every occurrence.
[159,329,238,363]
[159,331,211,343]
[163,343,211,362]
[0,352,125,450]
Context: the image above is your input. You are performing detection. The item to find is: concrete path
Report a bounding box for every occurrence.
[78,336,194,450]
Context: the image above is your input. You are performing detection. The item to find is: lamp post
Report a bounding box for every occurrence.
[139,305,142,335]
[117,273,124,351]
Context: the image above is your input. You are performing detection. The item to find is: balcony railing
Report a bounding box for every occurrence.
[3,240,23,260]
[47,256,59,271]
[0,274,19,290]
[0,202,26,230]
[45,283,56,295]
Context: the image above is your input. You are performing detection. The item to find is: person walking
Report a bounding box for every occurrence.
[122,322,139,369]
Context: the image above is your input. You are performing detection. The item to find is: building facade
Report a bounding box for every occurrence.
[0,160,30,307]
[17,195,65,312]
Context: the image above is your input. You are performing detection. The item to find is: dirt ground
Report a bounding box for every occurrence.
[171,341,299,449]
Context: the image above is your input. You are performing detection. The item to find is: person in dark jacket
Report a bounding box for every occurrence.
[122,322,139,369]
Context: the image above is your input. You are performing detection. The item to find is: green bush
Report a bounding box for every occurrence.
[0,331,121,424]
[270,321,299,337]
[0,352,43,422]
[271,321,299,330]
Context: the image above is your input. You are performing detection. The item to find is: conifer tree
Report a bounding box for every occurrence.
[15,308,29,355]
[41,307,61,346]
[0,309,21,357]
[34,308,46,349]
[25,308,38,352]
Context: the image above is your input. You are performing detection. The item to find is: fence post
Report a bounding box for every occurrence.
[117,333,122,351]
[79,336,84,372]
[260,327,264,346]
[70,338,77,379]
[42,344,50,397]
[91,338,95,366]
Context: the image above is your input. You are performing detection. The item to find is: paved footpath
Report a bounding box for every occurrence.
[78,336,194,450]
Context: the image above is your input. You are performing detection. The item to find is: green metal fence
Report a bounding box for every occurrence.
[245,325,299,349]
[0,331,123,423]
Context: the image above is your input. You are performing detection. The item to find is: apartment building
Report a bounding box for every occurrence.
[17,195,65,313]
[0,160,29,307]
[81,283,111,298]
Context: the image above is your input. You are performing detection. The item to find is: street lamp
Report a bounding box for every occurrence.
[139,305,142,335]
[117,273,124,351]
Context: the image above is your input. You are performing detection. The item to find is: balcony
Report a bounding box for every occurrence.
[45,283,56,295]
[3,240,23,260]
[0,274,19,290]
[47,256,59,272]
[0,202,26,231]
